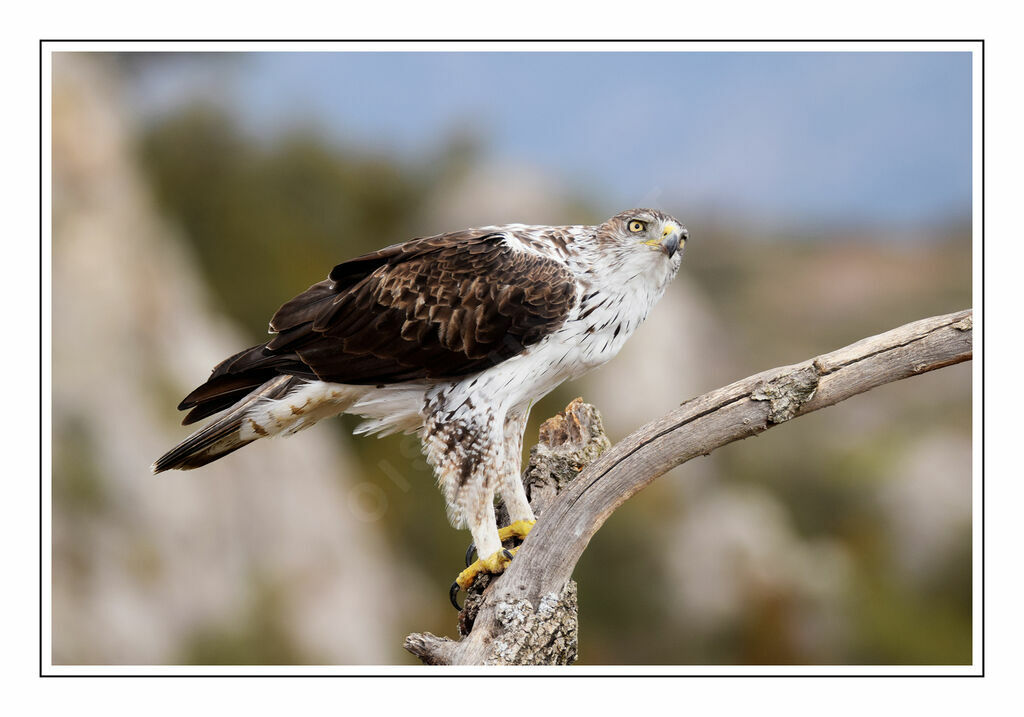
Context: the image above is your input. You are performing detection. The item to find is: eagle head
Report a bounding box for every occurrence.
[595,208,688,281]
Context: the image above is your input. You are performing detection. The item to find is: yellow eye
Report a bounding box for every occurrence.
[628,220,646,233]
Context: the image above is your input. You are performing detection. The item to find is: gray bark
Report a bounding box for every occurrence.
[405,309,973,665]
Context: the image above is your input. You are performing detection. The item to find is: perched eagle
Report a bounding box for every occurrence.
[154,208,687,596]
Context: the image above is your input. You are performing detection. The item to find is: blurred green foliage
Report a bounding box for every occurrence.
[53,414,109,518]
[180,577,318,665]
[139,105,430,329]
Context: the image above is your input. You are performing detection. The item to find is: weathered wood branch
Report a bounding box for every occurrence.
[405,309,973,665]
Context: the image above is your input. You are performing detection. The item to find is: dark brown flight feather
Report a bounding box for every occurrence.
[176,230,578,425]
[154,375,303,472]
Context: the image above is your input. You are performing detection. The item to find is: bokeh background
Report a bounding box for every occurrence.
[50,50,973,666]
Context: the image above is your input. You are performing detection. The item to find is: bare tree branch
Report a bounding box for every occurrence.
[405,309,973,665]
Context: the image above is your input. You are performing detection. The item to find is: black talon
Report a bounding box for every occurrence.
[465,542,477,568]
[450,581,462,611]
[502,548,514,559]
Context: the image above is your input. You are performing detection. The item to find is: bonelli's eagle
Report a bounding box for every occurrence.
[155,209,687,601]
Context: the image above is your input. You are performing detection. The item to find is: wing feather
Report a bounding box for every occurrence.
[288,231,576,381]
[189,228,578,408]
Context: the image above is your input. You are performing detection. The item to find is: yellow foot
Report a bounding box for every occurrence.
[455,547,520,590]
[450,522,536,609]
[497,519,536,543]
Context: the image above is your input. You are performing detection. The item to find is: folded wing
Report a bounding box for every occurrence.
[177,229,578,424]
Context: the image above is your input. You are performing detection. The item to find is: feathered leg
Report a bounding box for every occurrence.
[459,409,537,570]
[422,409,525,608]
[422,412,503,553]
[498,408,536,525]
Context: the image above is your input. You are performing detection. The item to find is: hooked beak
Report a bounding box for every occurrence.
[660,224,687,258]
[661,232,680,258]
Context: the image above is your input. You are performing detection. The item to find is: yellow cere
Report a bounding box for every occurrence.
[644,222,681,247]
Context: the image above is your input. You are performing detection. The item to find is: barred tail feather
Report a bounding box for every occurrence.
[151,416,251,472]
[152,375,302,473]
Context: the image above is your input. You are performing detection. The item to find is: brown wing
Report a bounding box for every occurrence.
[177,230,577,423]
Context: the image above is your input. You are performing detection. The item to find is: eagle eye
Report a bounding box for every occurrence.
[628,220,646,233]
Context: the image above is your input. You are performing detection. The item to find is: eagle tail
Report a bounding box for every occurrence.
[152,375,302,473]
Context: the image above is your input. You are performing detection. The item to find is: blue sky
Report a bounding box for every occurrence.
[129,51,973,232]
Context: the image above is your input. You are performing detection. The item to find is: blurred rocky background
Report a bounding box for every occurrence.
[50,51,972,665]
